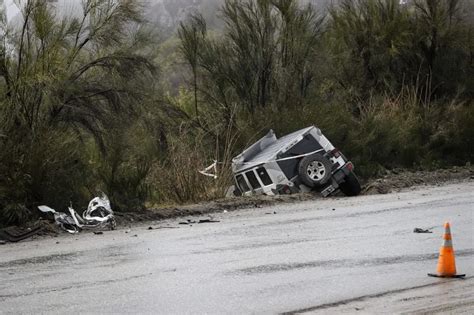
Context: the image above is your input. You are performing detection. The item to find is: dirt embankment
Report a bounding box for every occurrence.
[116,165,474,224]
[2,166,473,241]
[363,165,474,194]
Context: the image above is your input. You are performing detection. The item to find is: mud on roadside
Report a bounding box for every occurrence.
[2,165,472,241]
[116,165,474,224]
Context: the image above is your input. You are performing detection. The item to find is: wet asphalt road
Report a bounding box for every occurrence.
[1,182,473,314]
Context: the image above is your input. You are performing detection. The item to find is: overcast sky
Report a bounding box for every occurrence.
[2,0,414,24]
[4,0,20,21]
[3,0,84,22]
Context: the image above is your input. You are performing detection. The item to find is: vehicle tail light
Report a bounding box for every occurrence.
[279,185,291,195]
[346,162,354,171]
[331,148,341,158]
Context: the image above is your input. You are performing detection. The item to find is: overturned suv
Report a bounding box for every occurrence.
[231,126,361,197]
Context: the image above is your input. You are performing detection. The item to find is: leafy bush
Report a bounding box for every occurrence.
[0,128,91,226]
[96,123,157,211]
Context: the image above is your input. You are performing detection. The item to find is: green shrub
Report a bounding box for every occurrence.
[0,128,91,226]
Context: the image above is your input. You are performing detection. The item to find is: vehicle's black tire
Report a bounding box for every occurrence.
[298,153,332,188]
[339,171,361,196]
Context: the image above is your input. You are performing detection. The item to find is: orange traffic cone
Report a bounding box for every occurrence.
[428,222,465,278]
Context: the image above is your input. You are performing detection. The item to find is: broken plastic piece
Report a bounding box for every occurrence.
[199,160,218,179]
[198,219,220,223]
[413,228,433,233]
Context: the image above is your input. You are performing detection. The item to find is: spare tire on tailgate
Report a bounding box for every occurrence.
[298,153,332,188]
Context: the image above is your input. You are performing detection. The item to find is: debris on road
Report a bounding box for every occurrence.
[179,218,220,225]
[413,228,432,233]
[179,219,196,225]
[93,231,104,235]
[198,219,220,224]
[38,193,116,234]
[147,226,179,230]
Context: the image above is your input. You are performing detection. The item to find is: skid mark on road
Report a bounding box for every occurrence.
[0,273,152,301]
[231,249,474,275]
[255,196,473,229]
[0,244,132,270]
[194,237,317,254]
[0,253,78,269]
[280,276,474,314]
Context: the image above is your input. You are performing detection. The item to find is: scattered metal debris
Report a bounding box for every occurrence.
[179,219,196,225]
[413,228,433,233]
[199,160,218,179]
[38,193,116,234]
[198,219,220,223]
[148,226,180,230]
[179,218,220,225]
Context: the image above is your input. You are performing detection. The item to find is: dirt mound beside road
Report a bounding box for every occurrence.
[7,166,473,238]
[125,165,473,224]
[363,166,473,195]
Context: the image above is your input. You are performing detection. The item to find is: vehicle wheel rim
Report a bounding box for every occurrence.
[307,161,326,181]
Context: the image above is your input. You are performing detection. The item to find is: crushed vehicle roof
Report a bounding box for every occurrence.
[232,126,316,173]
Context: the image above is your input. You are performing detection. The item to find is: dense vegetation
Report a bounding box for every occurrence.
[0,0,472,226]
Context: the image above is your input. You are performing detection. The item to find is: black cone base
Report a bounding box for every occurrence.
[428,273,466,278]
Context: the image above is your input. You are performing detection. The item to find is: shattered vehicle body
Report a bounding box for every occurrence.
[231,126,361,197]
[38,194,116,233]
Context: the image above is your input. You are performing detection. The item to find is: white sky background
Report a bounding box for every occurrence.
[4,0,20,21]
[3,0,413,23]
[4,0,83,22]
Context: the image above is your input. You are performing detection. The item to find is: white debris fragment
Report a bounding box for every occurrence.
[38,193,116,233]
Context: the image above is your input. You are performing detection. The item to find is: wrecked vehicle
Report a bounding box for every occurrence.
[231,126,361,197]
[38,193,116,233]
